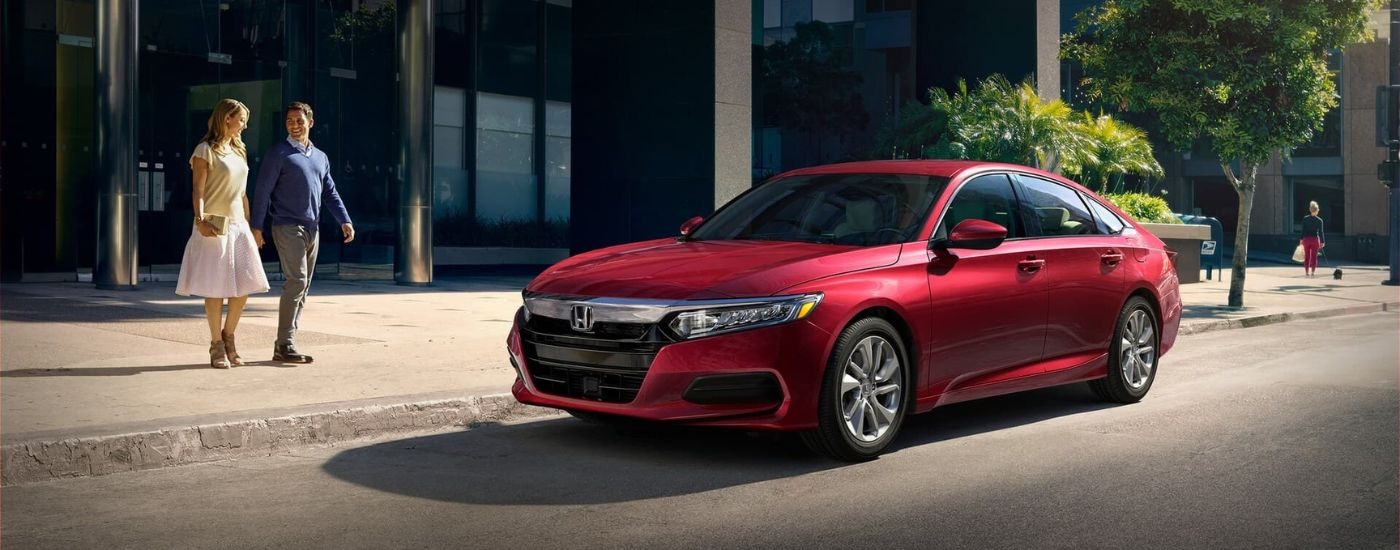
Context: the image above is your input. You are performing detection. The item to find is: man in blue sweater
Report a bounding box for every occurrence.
[251,102,354,363]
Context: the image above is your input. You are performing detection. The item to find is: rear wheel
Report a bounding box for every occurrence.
[802,317,909,461]
[1089,296,1159,403]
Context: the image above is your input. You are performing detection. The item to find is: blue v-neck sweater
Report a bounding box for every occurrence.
[251,140,352,230]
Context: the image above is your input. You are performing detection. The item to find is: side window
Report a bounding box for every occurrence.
[1013,175,1105,236]
[1083,194,1127,234]
[940,174,1024,239]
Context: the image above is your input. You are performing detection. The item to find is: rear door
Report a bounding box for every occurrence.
[923,173,1049,394]
[1011,174,1127,361]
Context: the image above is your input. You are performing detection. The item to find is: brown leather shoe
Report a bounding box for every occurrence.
[273,343,313,364]
[221,330,244,366]
[210,341,232,369]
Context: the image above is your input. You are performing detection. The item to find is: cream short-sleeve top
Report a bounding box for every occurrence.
[190,141,249,220]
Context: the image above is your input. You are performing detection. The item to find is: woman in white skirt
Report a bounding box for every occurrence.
[176,98,270,368]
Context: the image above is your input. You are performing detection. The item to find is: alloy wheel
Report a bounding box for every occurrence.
[1119,308,1156,390]
[839,335,903,443]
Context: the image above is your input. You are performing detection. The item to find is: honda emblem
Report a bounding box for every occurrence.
[570,304,594,332]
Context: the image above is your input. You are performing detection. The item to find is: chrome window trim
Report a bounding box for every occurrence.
[523,292,811,323]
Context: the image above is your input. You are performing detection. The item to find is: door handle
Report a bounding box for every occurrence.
[1018,258,1046,273]
[1100,250,1124,266]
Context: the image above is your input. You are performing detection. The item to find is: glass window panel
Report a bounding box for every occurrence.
[546,100,571,138]
[478,92,534,133]
[812,0,853,23]
[477,92,536,222]
[1014,174,1105,236]
[434,86,466,127]
[764,0,782,28]
[479,0,539,96]
[546,135,571,222]
[546,100,571,222]
[781,0,811,27]
[434,126,463,168]
[1290,177,1345,234]
[546,2,571,102]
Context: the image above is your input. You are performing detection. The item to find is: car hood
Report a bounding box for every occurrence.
[528,238,902,300]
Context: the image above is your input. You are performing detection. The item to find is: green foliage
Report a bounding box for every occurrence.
[329,2,396,44]
[869,100,950,160]
[762,21,869,139]
[867,75,1162,190]
[926,75,1083,171]
[1062,0,1378,167]
[1103,192,1181,225]
[1062,111,1163,193]
[433,214,569,248]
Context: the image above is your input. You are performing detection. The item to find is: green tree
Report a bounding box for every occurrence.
[1063,0,1377,307]
[762,21,869,163]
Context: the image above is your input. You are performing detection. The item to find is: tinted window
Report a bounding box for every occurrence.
[939,174,1025,239]
[1014,175,1104,236]
[691,173,948,245]
[1084,195,1127,234]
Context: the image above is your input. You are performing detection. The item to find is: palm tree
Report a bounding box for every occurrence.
[927,75,1087,172]
[1063,111,1164,193]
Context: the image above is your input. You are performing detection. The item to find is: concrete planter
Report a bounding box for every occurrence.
[1140,223,1212,284]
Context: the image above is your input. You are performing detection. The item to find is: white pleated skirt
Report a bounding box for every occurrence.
[176,219,271,298]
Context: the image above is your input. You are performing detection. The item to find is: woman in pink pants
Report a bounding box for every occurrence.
[1299,200,1325,277]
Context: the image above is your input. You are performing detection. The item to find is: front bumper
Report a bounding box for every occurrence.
[506,308,831,430]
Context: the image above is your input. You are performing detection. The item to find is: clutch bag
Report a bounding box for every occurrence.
[204,214,230,236]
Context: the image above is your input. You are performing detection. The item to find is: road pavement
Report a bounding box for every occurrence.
[3,312,1395,549]
[1,262,1396,484]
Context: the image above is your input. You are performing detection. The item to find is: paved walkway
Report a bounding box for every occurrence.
[2,262,1396,484]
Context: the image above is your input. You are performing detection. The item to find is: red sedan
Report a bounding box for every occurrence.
[507,160,1182,460]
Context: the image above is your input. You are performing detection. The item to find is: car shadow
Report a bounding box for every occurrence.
[322,384,1115,505]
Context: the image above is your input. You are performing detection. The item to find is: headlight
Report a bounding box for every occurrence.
[667,293,822,339]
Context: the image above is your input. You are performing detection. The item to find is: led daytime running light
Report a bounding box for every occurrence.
[668,294,822,339]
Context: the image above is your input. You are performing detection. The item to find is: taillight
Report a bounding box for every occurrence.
[1164,246,1179,266]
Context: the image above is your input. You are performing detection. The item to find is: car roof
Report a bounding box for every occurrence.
[774,159,1054,181]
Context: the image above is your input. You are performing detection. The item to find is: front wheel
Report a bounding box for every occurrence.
[801,317,910,461]
[1089,296,1159,403]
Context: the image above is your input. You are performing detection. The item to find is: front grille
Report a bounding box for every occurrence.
[521,315,673,403]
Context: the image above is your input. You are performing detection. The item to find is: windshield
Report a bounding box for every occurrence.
[690,173,949,245]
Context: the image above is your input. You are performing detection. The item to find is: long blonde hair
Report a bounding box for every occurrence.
[200,98,249,160]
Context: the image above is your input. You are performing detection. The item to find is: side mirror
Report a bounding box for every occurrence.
[678,216,705,239]
[931,219,1007,251]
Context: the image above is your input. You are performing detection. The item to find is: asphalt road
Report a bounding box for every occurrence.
[5,312,1397,549]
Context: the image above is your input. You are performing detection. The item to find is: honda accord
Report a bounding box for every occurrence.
[506,160,1182,461]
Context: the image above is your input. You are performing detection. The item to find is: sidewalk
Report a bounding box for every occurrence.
[3,262,1397,484]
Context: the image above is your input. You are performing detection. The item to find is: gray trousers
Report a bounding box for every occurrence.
[270,224,320,346]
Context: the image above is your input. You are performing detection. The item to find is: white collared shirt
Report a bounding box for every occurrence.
[287,136,314,157]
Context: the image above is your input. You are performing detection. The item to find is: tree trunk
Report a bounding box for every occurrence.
[1223,162,1258,308]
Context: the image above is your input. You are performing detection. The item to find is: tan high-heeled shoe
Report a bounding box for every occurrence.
[221,330,244,366]
[210,341,232,369]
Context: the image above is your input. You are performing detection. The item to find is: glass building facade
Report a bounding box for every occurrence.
[1,0,572,280]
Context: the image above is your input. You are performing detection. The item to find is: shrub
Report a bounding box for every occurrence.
[1103,192,1181,225]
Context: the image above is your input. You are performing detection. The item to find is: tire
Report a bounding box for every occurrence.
[801,317,910,461]
[1089,296,1159,403]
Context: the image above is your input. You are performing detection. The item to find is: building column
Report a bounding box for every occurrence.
[396,0,433,285]
[714,0,752,206]
[94,0,138,289]
[1034,0,1060,100]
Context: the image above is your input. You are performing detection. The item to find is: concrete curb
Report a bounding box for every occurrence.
[1177,302,1397,336]
[0,393,558,486]
[3,302,1394,486]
